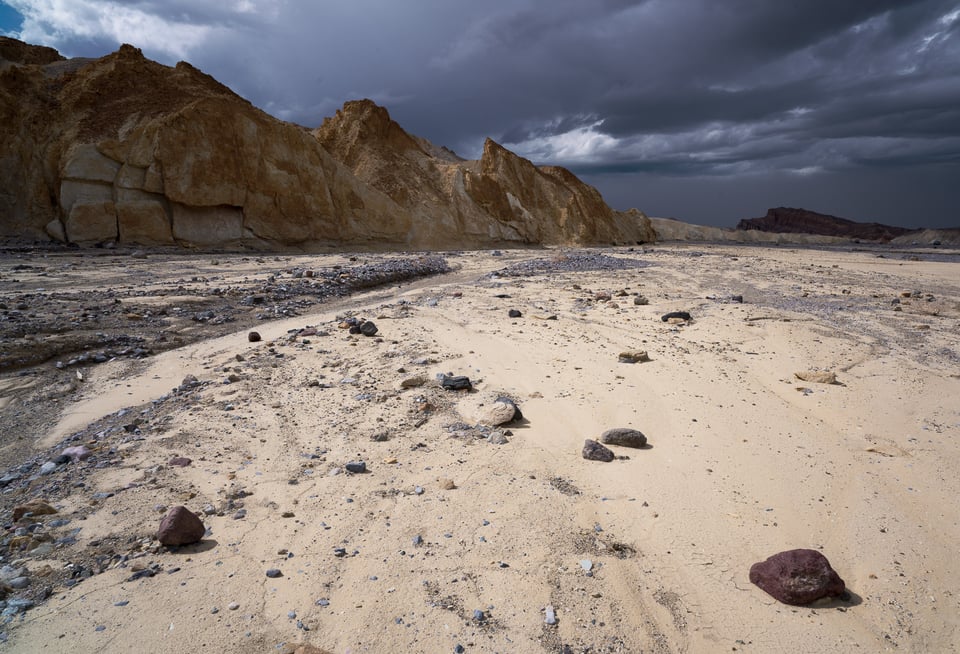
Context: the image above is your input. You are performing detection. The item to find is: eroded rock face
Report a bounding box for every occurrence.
[749,549,846,605]
[1,39,653,250]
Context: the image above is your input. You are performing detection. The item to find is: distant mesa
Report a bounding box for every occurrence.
[736,207,916,242]
[0,37,654,250]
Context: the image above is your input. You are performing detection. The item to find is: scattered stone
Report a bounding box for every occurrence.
[359,321,378,337]
[580,559,593,572]
[156,506,205,546]
[344,461,367,474]
[228,602,240,610]
[544,605,557,625]
[397,374,428,389]
[749,549,846,605]
[600,428,648,448]
[248,331,262,342]
[168,456,192,467]
[438,478,457,490]
[61,446,92,462]
[731,294,744,303]
[266,569,283,578]
[794,371,837,384]
[508,309,522,318]
[475,398,519,426]
[9,576,30,589]
[39,461,58,475]
[661,311,692,322]
[488,431,510,445]
[618,350,650,364]
[441,375,472,391]
[13,501,58,522]
[633,295,649,305]
[582,439,615,462]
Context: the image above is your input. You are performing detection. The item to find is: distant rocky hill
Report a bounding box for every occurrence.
[0,37,653,250]
[737,207,916,242]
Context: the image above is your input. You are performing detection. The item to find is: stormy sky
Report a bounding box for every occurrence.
[3,0,959,228]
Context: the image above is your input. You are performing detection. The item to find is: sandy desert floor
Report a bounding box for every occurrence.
[0,243,958,653]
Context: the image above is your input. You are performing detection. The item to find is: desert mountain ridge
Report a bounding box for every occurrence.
[0,37,655,250]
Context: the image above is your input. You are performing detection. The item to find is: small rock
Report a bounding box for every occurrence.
[661,311,692,322]
[731,294,743,303]
[397,375,427,389]
[475,398,519,426]
[633,295,649,305]
[580,559,593,572]
[600,428,648,448]
[156,506,205,546]
[359,321,378,337]
[39,461,58,475]
[441,375,472,391]
[344,461,367,474]
[228,602,240,610]
[544,605,557,625]
[8,577,30,589]
[618,350,650,364]
[488,431,509,445]
[508,309,522,318]
[749,549,846,605]
[61,446,92,462]
[438,478,457,490]
[582,439,615,462]
[265,569,283,578]
[168,456,192,467]
[13,500,58,522]
[248,331,262,343]
[794,370,837,384]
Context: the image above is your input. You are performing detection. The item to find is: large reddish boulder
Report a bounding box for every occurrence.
[156,505,205,546]
[749,549,846,605]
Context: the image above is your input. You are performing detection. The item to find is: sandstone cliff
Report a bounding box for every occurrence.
[0,38,652,250]
[314,99,654,247]
[737,207,916,242]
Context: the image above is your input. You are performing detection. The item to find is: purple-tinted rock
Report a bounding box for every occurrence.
[156,506,205,546]
[749,549,846,605]
[582,439,615,462]
[168,456,192,467]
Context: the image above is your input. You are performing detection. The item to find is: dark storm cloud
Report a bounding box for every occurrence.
[8,0,960,227]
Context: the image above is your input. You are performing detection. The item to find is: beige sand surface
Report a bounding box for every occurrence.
[3,245,959,653]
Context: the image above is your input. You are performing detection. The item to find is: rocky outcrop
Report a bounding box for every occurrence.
[1,38,652,250]
[736,207,916,242]
[315,100,654,247]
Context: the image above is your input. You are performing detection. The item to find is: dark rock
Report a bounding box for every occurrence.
[127,569,156,581]
[168,456,192,467]
[441,375,472,391]
[265,568,283,578]
[348,325,361,334]
[508,309,522,318]
[661,311,692,322]
[731,295,743,303]
[345,461,367,473]
[600,428,647,448]
[156,506,205,546]
[359,320,378,336]
[736,207,916,242]
[582,439,615,462]
[749,549,846,605]
[633,295,649,305]
[248,331,261,342]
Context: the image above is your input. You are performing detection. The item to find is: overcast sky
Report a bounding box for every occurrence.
[3,0,959,228]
